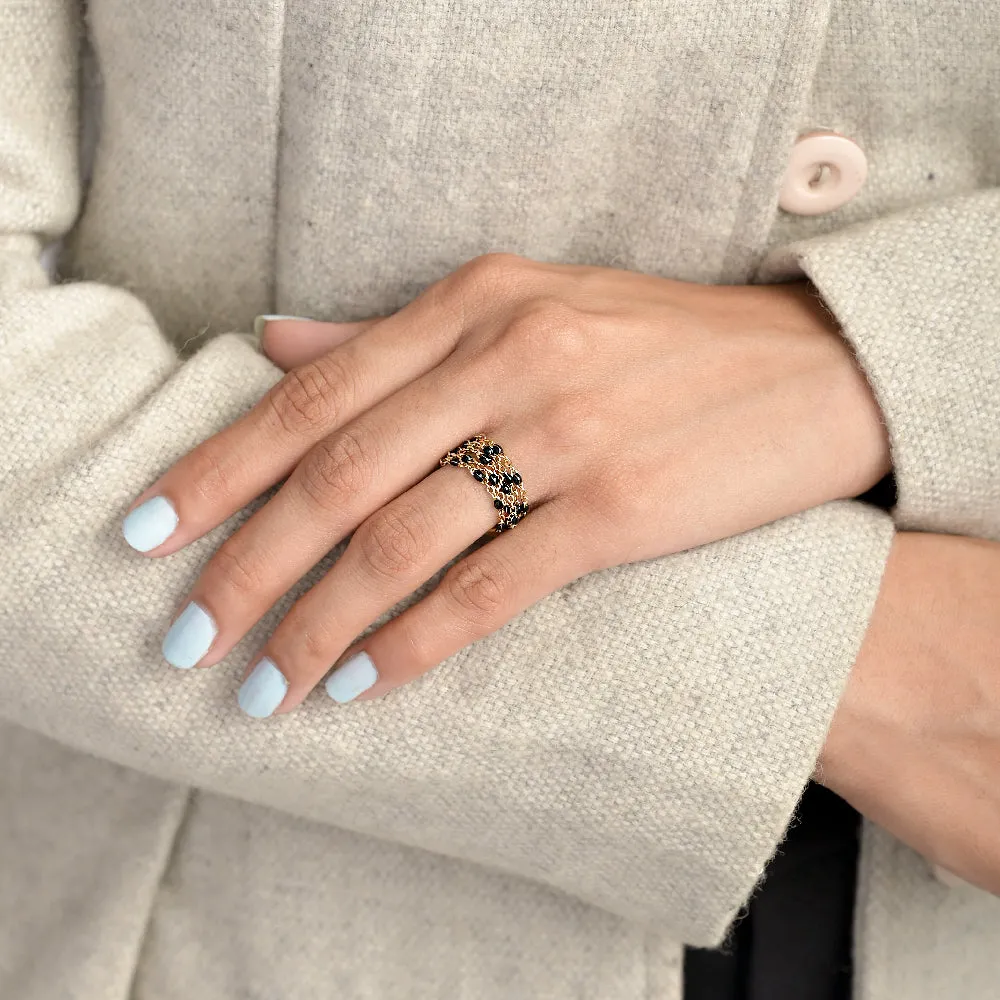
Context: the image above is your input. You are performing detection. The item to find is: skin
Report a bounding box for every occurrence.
[126,251,1000,894]
[264,317,1000,898]
[818,532,1000,896]
[125,253,891,710]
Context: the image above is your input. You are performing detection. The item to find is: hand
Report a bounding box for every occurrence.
[817,531,1000,895]
[122,253,890,716]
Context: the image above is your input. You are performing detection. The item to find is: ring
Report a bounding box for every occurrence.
[439,435,530,534]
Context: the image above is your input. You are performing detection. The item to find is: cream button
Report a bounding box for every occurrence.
[778,131,868,216]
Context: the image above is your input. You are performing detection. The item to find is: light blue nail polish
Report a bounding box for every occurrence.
[238,657,289,719]
[325,651,378,703]
[122,495,178,552]
[162,602,217,669]
[252,314,311,342]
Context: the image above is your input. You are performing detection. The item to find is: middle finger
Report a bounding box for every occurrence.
[238,424,560,716]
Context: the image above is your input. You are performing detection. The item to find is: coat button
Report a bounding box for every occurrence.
[778,130,868,216]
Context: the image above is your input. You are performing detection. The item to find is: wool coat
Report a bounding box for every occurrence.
[0,1,998,998]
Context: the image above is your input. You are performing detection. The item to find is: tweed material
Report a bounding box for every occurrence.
[0,1,997,998]
[758,5,1000,996]
[849,823,1000,1000]
[761,0,1000,541]
[761,188,1000,1000]
[760,189,1000,541]
[134,786,683,1000]
[0,723,188,1000]
[0,723,684,1000]
[67,0,835,337]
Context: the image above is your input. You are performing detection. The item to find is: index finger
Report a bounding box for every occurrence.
[121,287,466,557]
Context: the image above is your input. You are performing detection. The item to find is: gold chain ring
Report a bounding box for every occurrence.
[439,435,529,534]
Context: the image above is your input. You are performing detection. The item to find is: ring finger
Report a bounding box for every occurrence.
[235,431,559,716]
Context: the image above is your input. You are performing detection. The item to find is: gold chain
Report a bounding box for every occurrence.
[439,435,529,533]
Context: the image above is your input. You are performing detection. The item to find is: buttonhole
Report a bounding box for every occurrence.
[809,163,831,188]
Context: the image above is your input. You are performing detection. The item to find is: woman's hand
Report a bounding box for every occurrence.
[818,532,1000,896]
[122,253,890,716]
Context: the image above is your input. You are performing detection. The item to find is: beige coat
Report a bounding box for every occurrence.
[1,1,997,997]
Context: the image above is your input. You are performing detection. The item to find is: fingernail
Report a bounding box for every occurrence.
[122,495,179,552]
[238,657,289,718]
[252,314,312,345]
[325,651,378,703]
[162,601,217,669]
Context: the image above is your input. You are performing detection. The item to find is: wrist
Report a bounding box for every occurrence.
[781,281,892,498]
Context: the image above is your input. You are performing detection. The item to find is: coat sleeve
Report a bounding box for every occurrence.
[0,0,895,947]
[758,189,1000,541]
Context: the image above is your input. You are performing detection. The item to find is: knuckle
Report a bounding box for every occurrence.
[211,542,267,596]
[501,300,591,364]
[300,624,335,667]
[397,620,436,673]
[356,505,430,582]
[419,267,466,322]
[443,552,513,621]
[457,251,527,303]
[267,356,351,435]
[283,609,339,666]
[298,427,374,512]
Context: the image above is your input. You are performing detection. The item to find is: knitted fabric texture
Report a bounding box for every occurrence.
[0,1,997,998]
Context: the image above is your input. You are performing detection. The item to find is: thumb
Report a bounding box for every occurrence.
[253,315,383,370]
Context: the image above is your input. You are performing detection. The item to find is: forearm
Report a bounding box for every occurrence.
[816,531,1000,894]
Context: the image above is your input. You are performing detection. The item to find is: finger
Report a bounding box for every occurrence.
[259,317,382,371]
[172,402,563,674]
[232,465,499,716]
[232,433,562,717]
[160,361,490,670]
[322,498,588,704]
[122,272,475,558]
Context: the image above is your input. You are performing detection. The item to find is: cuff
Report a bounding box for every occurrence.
[758,189,1000,540]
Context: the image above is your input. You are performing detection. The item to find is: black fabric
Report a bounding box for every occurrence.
[856,470,897,513]
[682,782,861,1000]
[681,470,894,999]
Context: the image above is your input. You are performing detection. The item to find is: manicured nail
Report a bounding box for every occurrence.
[162,601,217,669]
[238,657,289,718]
[252,314,311,345]
[325,651,378,703]
[122,495,178,552]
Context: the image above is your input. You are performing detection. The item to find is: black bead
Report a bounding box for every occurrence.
[472,469,486,481]
[512,472,522,485]
[501,484,512,494]
[493,445,503,455]
[449,458,459,466]
[461,454,472,463]
[487,473,500,487]
[480,453,493,464]
[493,498,504,510]
[508,514,519,525]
